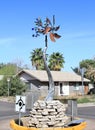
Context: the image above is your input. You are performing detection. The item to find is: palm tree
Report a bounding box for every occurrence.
[30,48,45,70]
[48,52,65,71]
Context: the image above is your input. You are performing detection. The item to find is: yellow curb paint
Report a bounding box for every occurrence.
[10,120,87,130]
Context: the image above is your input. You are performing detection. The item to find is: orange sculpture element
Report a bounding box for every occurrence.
[50,33,56,42]
[32,15,61,43]
[50,33,61,42]
[44,27,51,34]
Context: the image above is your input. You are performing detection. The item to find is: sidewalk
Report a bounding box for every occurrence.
[0,119,11,130]
[0,118,95,130]
[78,102,95,107]
[84,119,95,130]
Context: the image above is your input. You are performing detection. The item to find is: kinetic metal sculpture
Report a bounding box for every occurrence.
[32,15,61,101]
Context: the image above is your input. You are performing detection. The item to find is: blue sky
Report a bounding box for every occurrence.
[0,0,95,71]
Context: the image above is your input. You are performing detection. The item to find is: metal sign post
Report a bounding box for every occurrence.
[19,109,21,125]
[15,95,26,125]
[67,99,77,120]
[71,100,74,120]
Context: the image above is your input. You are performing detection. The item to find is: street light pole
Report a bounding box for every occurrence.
[7,78,10,97]
[80,68,86,95]
[81,69,84,95]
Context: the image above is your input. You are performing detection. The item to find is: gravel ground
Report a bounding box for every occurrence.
[0,118,95,130]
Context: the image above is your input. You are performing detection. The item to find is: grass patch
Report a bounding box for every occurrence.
[54,95,95,104]
[0,96,15,102]
[77,95,95,103]
[77,97,90,103]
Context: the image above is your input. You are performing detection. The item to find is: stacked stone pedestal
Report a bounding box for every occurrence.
[22,100,70,128]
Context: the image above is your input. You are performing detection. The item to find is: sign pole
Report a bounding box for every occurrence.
[19,108,21,125]
[71,100,74,120]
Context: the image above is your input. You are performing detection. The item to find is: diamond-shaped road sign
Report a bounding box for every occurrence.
[15,95,26,112]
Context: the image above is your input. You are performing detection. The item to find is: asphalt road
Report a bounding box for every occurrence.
[0,101,17,120]
[0,101,95,130]
[0,101,95,120]
[0,101,30,120]
[78,106,95,119]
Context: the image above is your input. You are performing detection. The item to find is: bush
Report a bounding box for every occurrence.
[0,76,27,96]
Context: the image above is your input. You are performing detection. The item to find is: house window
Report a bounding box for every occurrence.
[60,83,63,94]
[69,82,75,86]
[74,83,79,90]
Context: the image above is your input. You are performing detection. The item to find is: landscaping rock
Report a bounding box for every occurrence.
[22,100,70,128]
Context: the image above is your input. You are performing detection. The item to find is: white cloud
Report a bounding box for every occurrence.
[0,37,16,45]
[65,32,95,40]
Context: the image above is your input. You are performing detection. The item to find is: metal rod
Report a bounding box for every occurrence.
[8,81,9,97]
[53,15,55,26]
[45,35,47,47]
[81,68,84,95]
[7,78,10,97]
[19,109,21,125]
[71,100,74,120]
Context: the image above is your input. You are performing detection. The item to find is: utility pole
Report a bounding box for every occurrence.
[7,78,10,97]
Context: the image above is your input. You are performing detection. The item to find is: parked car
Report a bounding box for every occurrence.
[88,87,95,95]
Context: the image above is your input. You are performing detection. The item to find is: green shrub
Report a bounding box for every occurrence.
[77,97,90,103]
[0,76,27,96]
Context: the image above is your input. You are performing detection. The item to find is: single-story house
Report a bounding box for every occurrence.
[17,69,90,98]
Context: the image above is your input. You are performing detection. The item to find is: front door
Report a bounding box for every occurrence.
[59,82,69,96]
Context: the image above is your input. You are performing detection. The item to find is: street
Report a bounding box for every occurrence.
[0,101,95,130]
[0,101,95,120]
[78,106,95,119]
[0,101,17,120]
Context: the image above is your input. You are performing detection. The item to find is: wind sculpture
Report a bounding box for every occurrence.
[32,15,61,101]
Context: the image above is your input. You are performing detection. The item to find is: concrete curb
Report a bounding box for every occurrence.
[78,103,95,107]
